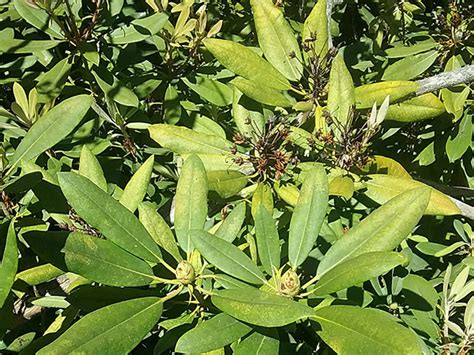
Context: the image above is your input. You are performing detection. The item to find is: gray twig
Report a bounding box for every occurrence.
[416,65,474,95]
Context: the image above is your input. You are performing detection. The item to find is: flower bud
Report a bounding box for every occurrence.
[278,269,300,297]
[175,260,195,285]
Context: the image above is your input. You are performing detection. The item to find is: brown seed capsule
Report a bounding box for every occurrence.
[175,260,195,285]
[278,269,300,297]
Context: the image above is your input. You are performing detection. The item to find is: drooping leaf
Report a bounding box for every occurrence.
[317,187,430,275]
[138,202,182,261]
[119,155,154,212]
[382,50,438,80]
[203,38,290,90]
[364,174,461,216]
[37,297,163,355]
[148,124,233,155]
[288,164,328,268]
[175,313,252,353]
[212,288,314,327]
[79,145,108,191]
[314,306,422,354]
[313,252,408,296]
[8,95,92,172]
[13,0,64,39]
[174,155,208,253]
[354,81,419,109]
[232,77,293,107]
[386,93,445,122]
[327,53,354,127]
[0,221,18,308]
[207,170,249,199]
[254,206,280,275]
[250,0,303,81]
[58,172,162,262]
[214,202,246,243]
[191,230,265,285]
[63,232,156,287]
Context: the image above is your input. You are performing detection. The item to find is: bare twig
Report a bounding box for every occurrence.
[416,65,474,95]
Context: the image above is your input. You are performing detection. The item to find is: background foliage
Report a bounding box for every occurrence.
[0,0,473,354]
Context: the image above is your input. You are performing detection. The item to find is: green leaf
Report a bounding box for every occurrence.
[191,230,265,284]
[251,183,274,217]
[63,232,156,287]
[175,313,252,353]
[313,252,408,296]
[175,155,208,253]
[318,187,430,275]
[446,113,472,162]
[58,172,162,262]
[361,155,412,179]
[364,174,461,216]
[288,164,328,268]
[212,288,314,327]
[250,0,303,81]
[92,69,139,107]
[107,12,168,44]
[232,87,265,139]
[13,0,64,39]
[385,40,438,58]
[232,77,293,107]
[138,202,182,261]
[386,93,445,122]
[234,330,279,355]
[119,156,154,212]
[208,170,249,199]
[79,145,108,191]
[215,202,246,243]
[382,50,438,80]
[203,38,290,90]
[0,221,18,308]
[183,77,233,107]
[327,53,354,127]
[0,28,61,53]
[36,57,72,100]
[302,0,328,63]
[148,124,233,155]
[254,205,280,275]
[8,95,92,172]
[37,297,163,355]
[354,81,419,109]
[314,306,422,354]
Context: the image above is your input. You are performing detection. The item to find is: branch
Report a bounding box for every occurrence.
[450,197,474,221]
[416,65,474,95]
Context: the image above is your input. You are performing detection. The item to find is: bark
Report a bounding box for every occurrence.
[416,65,474,95]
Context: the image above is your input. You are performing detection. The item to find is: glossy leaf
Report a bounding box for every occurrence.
[148,124,233,155]
[382,50,438,80]
[58,172,162,262]
[37,297,163,355]
[250,0,302,81]
[215,202,246,243]
[92,69,139,107]
[254,205,280,275]
[207,170,249,199]
[79,145,107,191]
[203,38,290,90]
[364,174,461,216]
[8,95,92,172]
[119,155,154,212]
[361,155,412,179]
[63,232,155,287]
[234,330,279,355]
[13,0,64,39]
[183,77,233,107]
[314,306,422,354]
[0,28,60,53]
[191,230,265,284]
[138,202,182,261]
[327,53,354,127]
[107,12,168,44]
[0,221,18,308]
[232,77,293,107]
[386,93,445,122]
[385,39,438,58]
[288,164,328,268]
[36,57,72,100]
[175,155,208,253]
[446,113,472,162]
[313,252,407,296]
[212,288,314,327]
[175,313,251,353]
[318,187,430,275]
[354,81,419,109]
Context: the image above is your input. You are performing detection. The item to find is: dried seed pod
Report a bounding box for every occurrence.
[175,260,195,285]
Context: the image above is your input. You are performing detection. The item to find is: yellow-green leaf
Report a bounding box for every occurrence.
[354,81,419,109]
[119,156,154,212]
[302,0,328,63]
[232,77,293,107]
[327,53,354,127]
[386,93,445,122]
[0,220,18,308]
[79,145,108,191]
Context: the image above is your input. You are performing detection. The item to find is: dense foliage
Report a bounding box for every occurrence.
[0,0,473,354]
